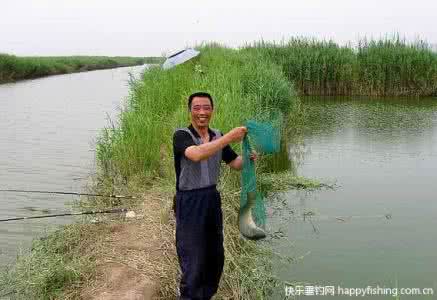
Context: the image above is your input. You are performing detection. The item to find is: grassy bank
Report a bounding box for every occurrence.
[1,44,305,299]
[246,36,437,96]
[95,44,300,298]
[96,45,297,181]
[0,54,163,83]
[0,222,114,299]
[4,35,434,299]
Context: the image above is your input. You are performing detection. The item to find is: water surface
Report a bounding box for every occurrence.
[0,66,144,267]
[271,97,437,299]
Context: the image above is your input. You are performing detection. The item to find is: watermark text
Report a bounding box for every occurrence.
[284,285,434,297]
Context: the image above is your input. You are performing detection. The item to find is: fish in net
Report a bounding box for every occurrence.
[239,115,282,240]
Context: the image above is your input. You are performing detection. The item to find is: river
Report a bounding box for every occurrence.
[270,97,437,299]
[2,75,436,298]
[0,66,146,268]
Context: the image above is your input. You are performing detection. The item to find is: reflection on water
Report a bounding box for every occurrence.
[0,66,145,268]
[269,97,437,299]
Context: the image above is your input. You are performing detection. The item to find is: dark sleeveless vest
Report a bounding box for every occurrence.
[175,128,222,191]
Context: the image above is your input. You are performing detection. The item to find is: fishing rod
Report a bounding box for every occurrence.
[299,213,393,222]
[0,189,135,199]
[0,208,129,222]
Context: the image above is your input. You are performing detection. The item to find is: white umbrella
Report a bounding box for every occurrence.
[162,48,200,70]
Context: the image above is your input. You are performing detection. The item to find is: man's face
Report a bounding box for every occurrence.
[190,96,213,129]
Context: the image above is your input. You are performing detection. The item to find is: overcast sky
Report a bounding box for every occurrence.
[2,0,437,56]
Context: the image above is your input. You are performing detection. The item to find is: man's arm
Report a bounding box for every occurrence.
[185,127,246,162]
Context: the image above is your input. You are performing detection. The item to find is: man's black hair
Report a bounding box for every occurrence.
[188,92,214,110]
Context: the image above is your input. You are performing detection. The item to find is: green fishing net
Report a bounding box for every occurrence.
[239,114,282,240]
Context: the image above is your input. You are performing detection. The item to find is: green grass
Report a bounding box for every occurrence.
[95,44,300,298]
[96,44,298,182]
[0,54,163,83]
[0,222,112,299]
[1,43,302,299]
[258,171,335,193]
[7,35,432,298]
[245,35,437,96]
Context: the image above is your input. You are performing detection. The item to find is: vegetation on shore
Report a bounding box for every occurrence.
[0,222,112,299]
[246,36,437,96]
[0,54,163,83]
[0,44,305,299]
[3,35,435,299]
[94,44,300,298]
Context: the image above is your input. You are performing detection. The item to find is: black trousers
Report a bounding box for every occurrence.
[175,186,224,300]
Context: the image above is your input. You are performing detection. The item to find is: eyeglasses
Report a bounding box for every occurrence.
[191,105,212,112]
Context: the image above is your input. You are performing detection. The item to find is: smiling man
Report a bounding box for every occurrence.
[173,92,248,299]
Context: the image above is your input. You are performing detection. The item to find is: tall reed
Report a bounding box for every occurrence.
[246,36,437,96]
[357,36,437,96]
[96,44,299,298]
[96,45,297,182]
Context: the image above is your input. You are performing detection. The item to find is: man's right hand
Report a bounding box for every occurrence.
[226,126,247,143]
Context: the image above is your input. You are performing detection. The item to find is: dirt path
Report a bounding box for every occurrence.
[78,192,178,300]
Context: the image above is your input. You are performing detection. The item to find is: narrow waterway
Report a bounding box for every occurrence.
[0,66,145,268]
[271,97,437,299]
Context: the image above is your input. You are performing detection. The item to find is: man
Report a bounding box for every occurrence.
[173,92,249,299]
